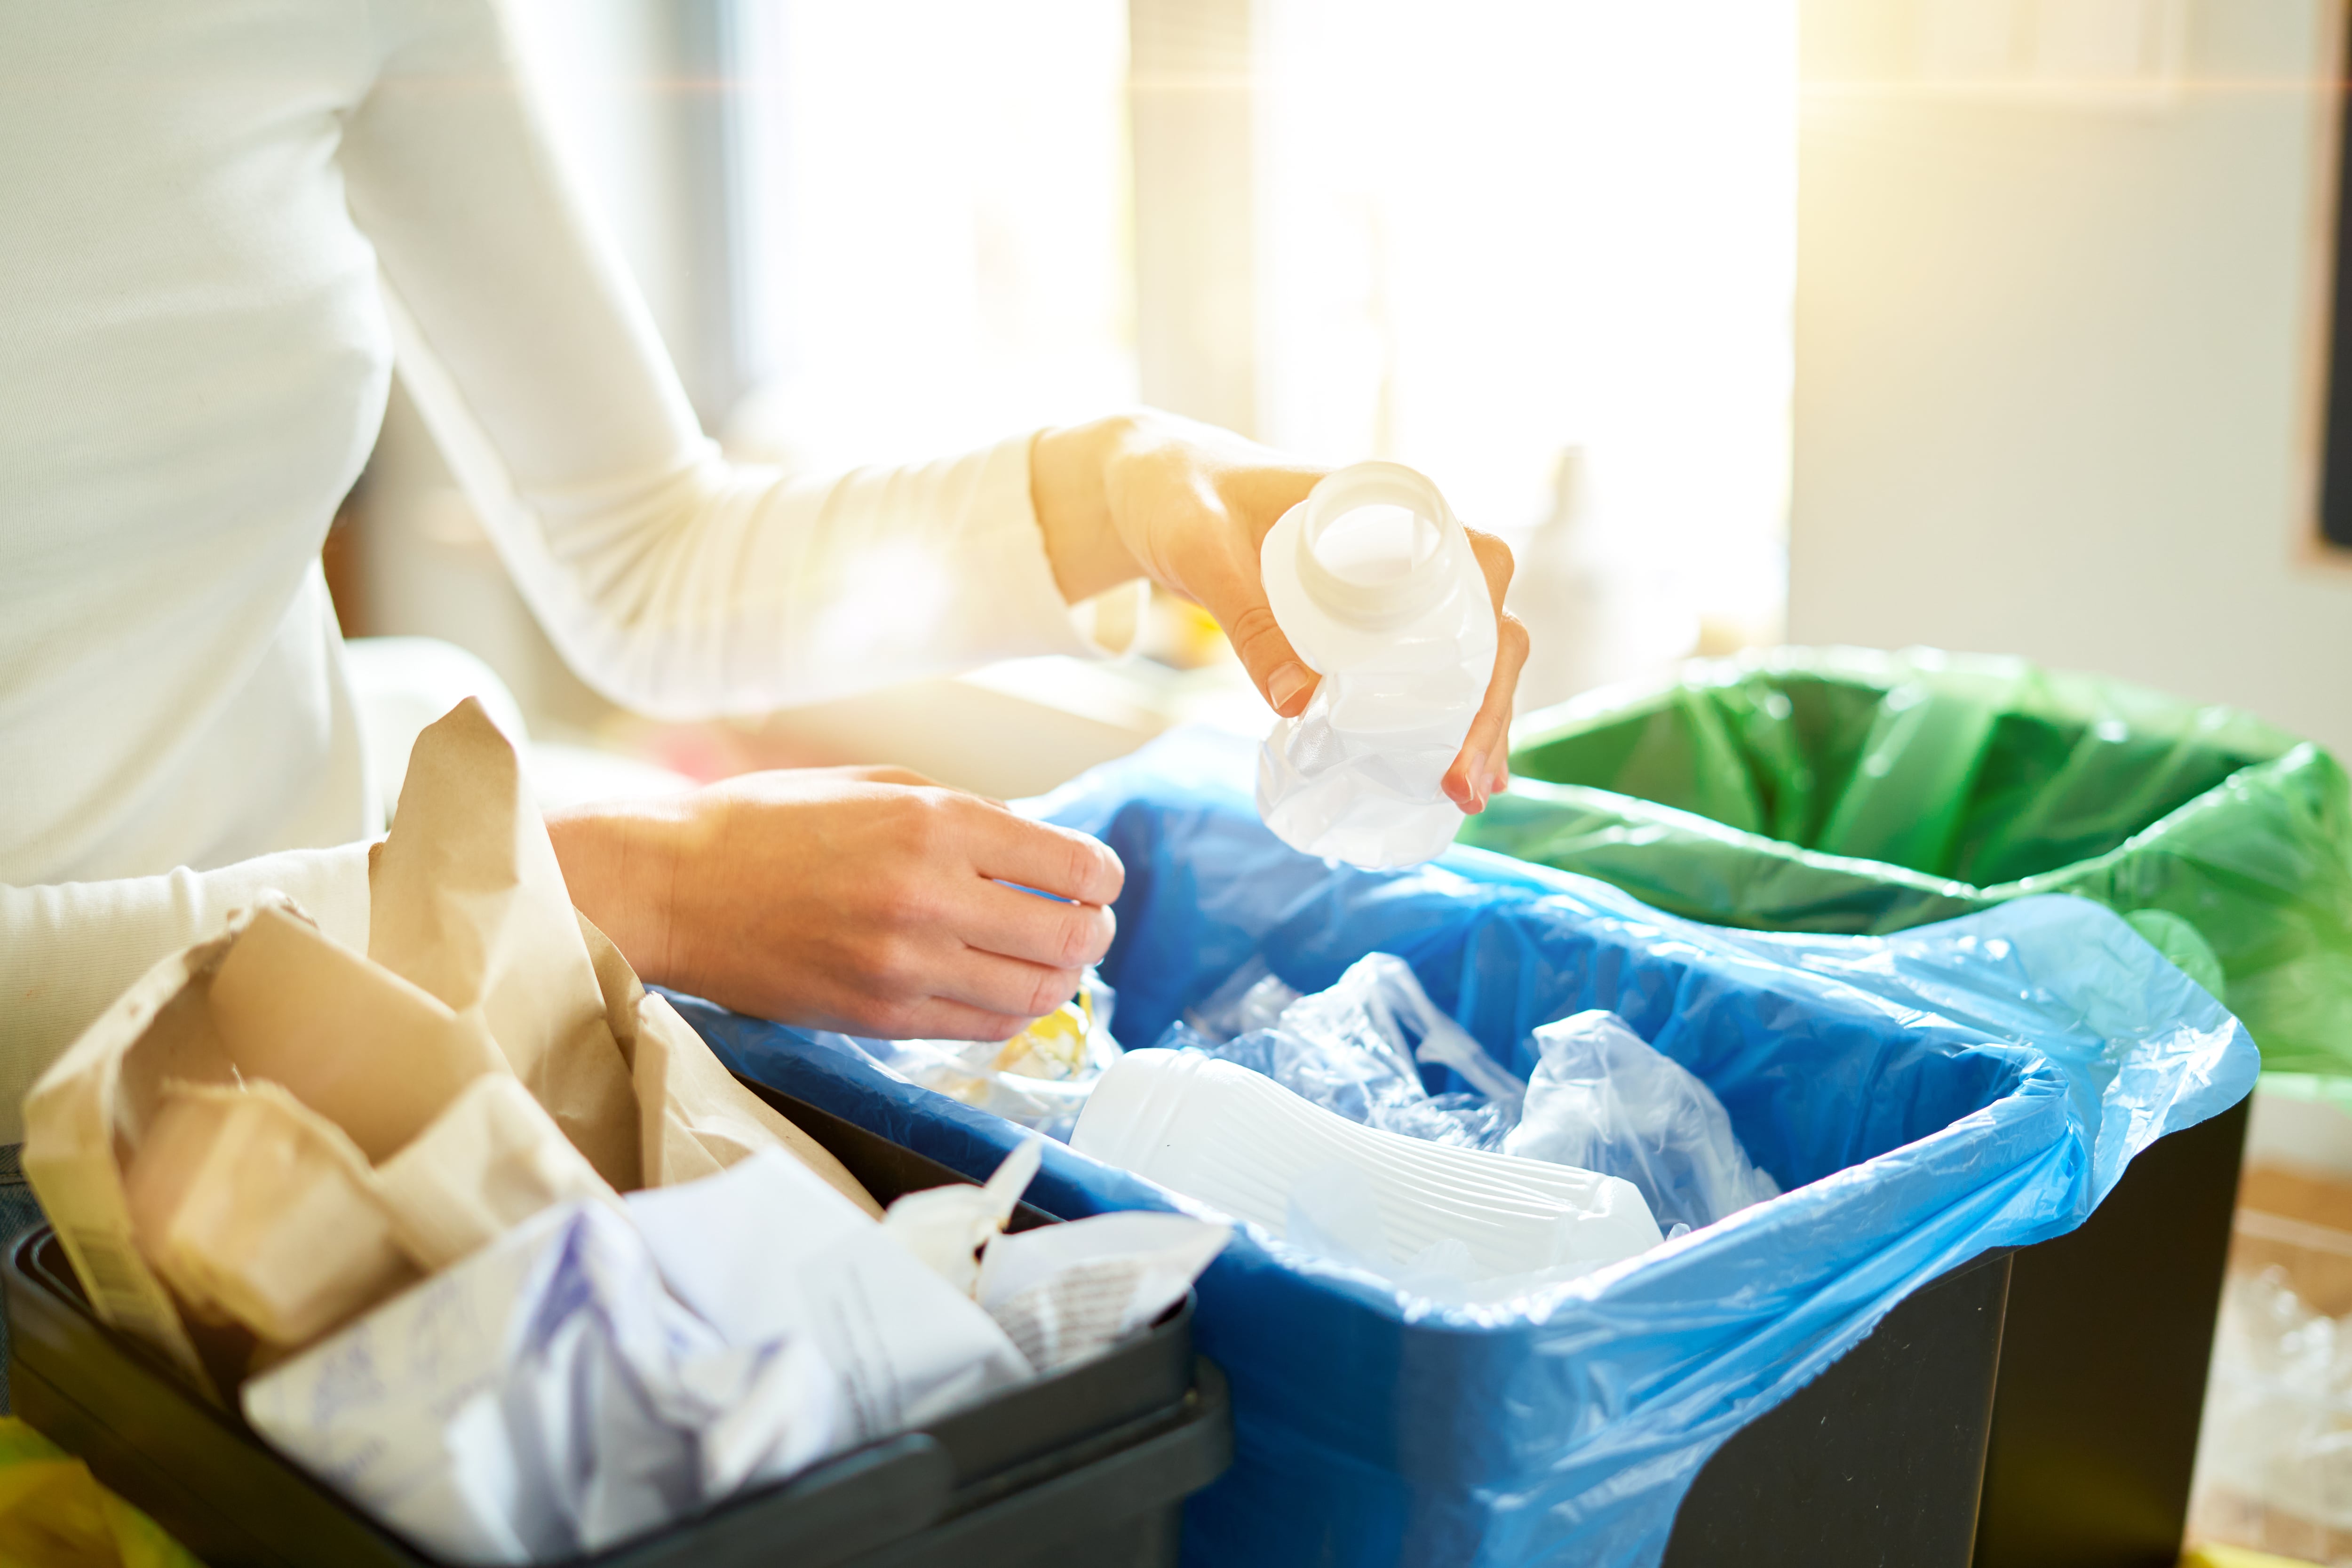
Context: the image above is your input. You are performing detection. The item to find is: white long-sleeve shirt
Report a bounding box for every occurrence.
[0,0,1099,1131]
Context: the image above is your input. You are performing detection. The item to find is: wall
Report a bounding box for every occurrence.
[1790,0,2352,760]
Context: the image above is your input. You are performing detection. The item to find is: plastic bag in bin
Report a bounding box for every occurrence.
[683,728,2261,1568]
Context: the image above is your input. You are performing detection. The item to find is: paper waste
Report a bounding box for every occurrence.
[243,1197,841,1564]
[977,1211,1231,1373]
[23,699,874,1388]
[881,1135,1045,1295]
[247,1140,1225,1563]
[24,698,1229,1564]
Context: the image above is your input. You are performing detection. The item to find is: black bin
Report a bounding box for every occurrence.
[6,1090,1232,1568]
[1662,1095,2249,1567]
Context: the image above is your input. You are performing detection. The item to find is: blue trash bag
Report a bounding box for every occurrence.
[674,730,2257,1568]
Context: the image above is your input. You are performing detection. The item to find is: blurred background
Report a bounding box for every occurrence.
[330,0,1796,798]
[330,0,2352,796]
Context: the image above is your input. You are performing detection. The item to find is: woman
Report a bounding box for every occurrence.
[0,2,1528,1136]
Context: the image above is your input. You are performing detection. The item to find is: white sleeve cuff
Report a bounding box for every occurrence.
[0,841,374,1140]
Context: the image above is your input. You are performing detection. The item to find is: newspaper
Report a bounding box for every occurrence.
[978,1211,1231,1372]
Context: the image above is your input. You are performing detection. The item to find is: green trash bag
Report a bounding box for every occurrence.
[1459,645,2352,1076]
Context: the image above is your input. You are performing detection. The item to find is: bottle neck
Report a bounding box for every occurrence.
[1292,463,1459,634]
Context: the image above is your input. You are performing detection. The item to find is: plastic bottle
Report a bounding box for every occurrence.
[1070,1049,1660,1283]
[1255,461,1498,868]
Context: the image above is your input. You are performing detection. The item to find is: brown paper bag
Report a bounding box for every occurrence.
[124,1079,415,1349]
[24,699,880,1387]
[367,700,641,1190]
[204,901,507,1161]
[23,897,496,1382]
[376,1073,625,1272]
[579,913,878,1209]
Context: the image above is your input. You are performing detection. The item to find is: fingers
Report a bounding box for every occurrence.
[879,994,1039,1043]
[839,764,935,788]
[1465,526,1515,603]
[1106,429,1322,717]
[1444,610,1529,811]
[958,801,1125,904]
[959,878,1117,970]
[929,946,1089,1026]
[1188,545,1319,717]
[1443,530,1529,813]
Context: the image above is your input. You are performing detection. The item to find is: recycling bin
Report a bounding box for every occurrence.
[5,1089,1232,1568]
[1462,645,2349,1566]
[686,730,2257,1568]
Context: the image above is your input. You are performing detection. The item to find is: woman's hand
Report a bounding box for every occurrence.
[548,766,1122,1040]
[1033,411,1531,811]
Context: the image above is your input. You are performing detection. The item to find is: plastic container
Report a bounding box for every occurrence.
[1661,1247,2012,1567]
[1071,1047,1660,1282]
[1461,645,2321,1567]
[1462,645,2352,1081]
[1256,461,1497,868]
[1972,1092,2249,1568]
[3,1089,1232,1568]
[686,729,2255,1568]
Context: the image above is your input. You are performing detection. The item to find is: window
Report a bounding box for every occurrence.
[442,2,1797,768]
[725,1,1139,469]
[721,0,1797,690]
[1250,0,1796,700]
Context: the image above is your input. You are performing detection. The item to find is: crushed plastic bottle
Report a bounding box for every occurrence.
[1255,462,1498,868]
[1159,954,1521,1150]
[1505,1010,1780,1231]
[1070,1048,1661,1290]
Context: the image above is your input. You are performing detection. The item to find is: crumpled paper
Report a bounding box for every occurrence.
[246,1142,1228,1564]
[243,1188,843,1564]
[24,699,876,1388]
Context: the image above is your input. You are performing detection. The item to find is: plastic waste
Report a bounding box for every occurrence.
[2190,1266,2352,1553]
[681,726,2261,1568]
[1071,1049,1661,1287]
[1170,957,1775,1233]
[1279,953,1529,1112]
[1505,1010,1780,1232]
[851,969,1120,1138]
[1160,954,1521,1151]
[1255,462,1498,869]
[1182,956,1302,1041]
[1460,645,2352,1082]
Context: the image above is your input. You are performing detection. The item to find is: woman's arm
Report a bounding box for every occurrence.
[0,845,372,1141]
[342,5,1098,719]
[338,6,1525,799]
